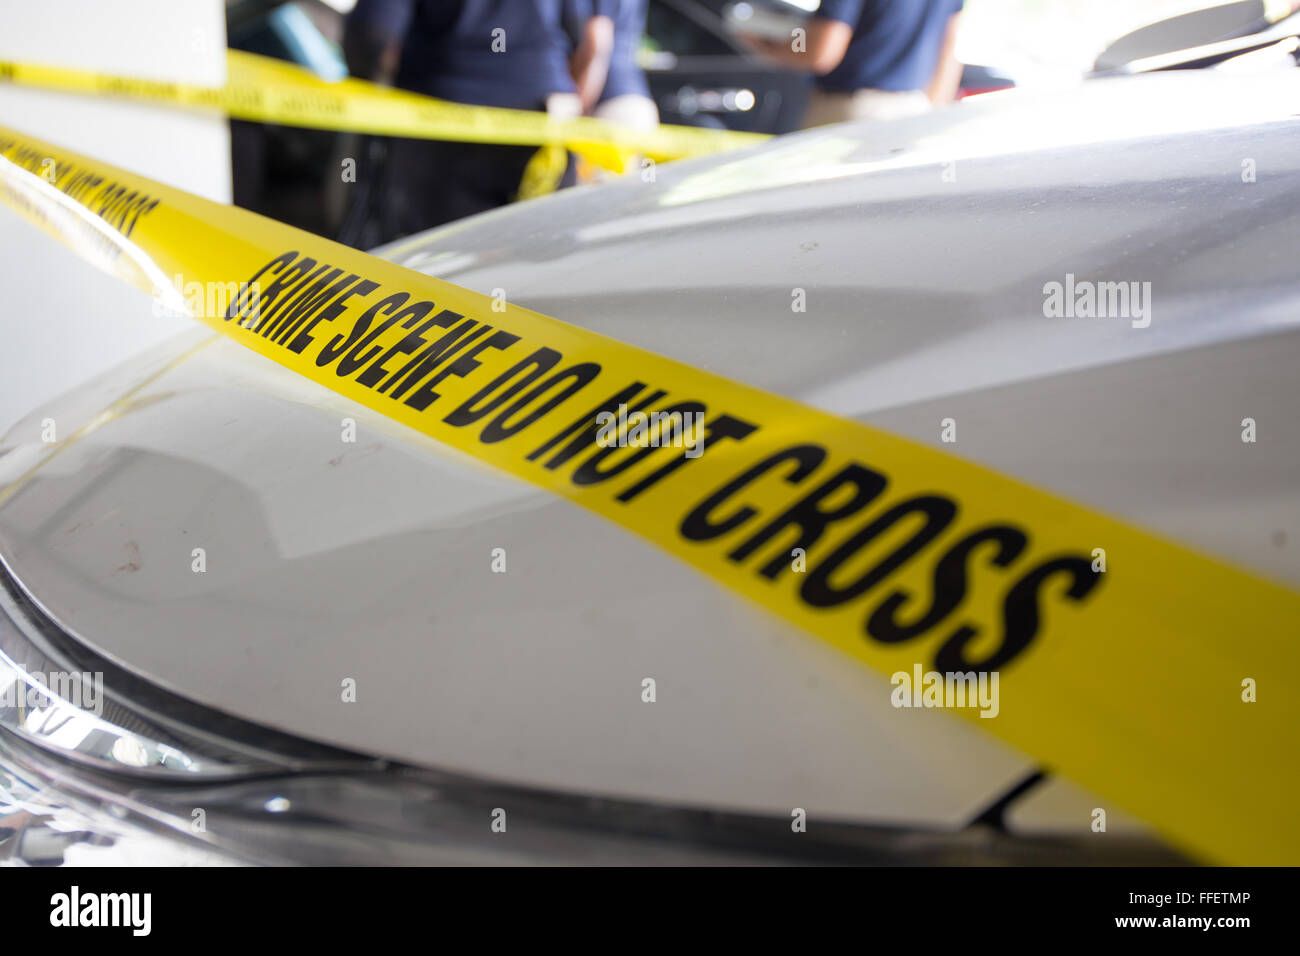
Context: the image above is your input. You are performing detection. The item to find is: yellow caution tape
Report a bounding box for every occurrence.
[1,125,1296,864]
[0,50,768,173]
[517,143,571,201]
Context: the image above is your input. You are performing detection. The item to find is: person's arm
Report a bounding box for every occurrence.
[926,10,963,104]
[343,0,415,81]
[743,15,854,75]
[571,14,615,112]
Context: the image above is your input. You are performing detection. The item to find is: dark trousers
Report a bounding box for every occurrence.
[378,138,537,244]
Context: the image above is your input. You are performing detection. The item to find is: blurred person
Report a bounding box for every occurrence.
[343,0,587,241]
[570,2,613,113]
[572,0,658,130]
[745,0,964,128]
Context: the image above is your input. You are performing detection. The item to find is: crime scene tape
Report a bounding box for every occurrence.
[0,49,768,173]
[0,125,1296,865]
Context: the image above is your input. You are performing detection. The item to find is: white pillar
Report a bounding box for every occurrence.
[0,0,230,433]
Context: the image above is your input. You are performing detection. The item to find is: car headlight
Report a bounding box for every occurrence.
[0,558,1187,866]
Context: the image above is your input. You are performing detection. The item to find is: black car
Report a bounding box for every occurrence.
[645,0,1015,133]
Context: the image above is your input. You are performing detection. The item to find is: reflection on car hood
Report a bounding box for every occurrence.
[1,70,1298,835]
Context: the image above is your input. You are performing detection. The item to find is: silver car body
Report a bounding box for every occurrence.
[2,69,1299,860]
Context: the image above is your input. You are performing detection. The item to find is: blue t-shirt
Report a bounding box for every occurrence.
[593,0,650,101]
[815,0,963,93]
[348,0,582,110]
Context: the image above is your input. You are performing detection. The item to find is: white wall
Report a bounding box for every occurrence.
[0,0,229,435]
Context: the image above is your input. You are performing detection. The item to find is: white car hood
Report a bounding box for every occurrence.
[2,71,1299,836]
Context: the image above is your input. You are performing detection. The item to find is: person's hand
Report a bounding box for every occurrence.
[735,32,782,59]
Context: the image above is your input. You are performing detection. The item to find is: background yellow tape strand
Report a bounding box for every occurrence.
[0,50,767,171]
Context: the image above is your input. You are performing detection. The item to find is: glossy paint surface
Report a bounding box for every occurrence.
[2,70,1298,835]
